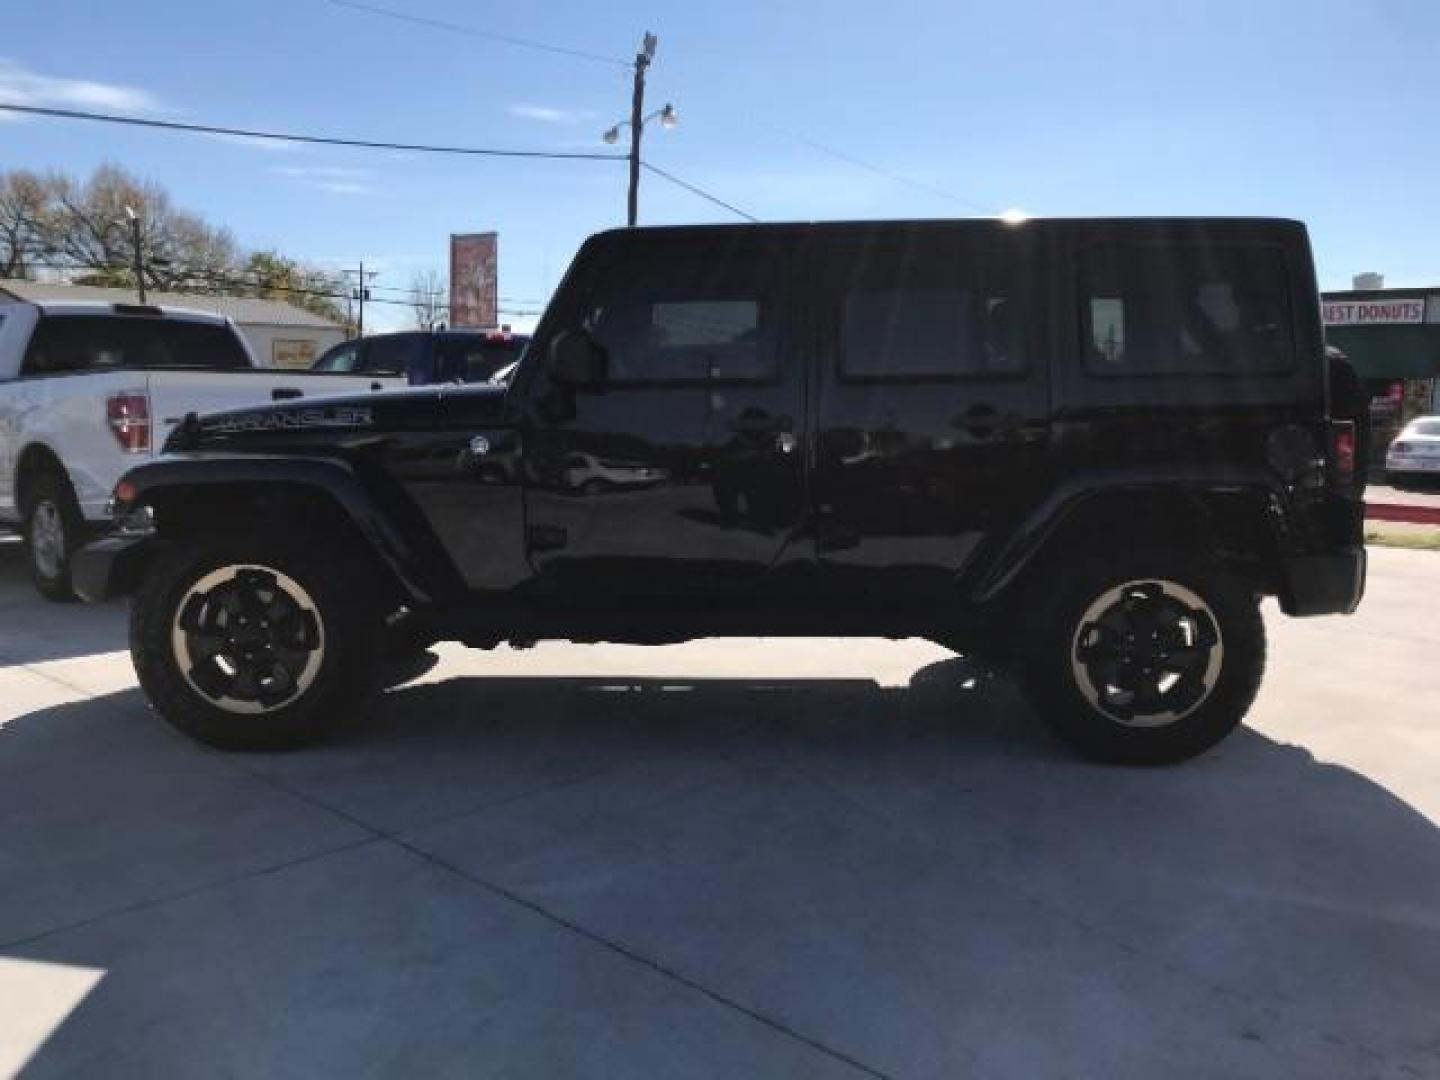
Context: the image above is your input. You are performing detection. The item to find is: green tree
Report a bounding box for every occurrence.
[242,251,349,326]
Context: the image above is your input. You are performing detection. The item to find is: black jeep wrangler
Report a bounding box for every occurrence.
[76,218,1366,764]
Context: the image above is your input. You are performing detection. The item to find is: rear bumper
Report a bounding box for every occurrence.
[72,534,155,603]
[1277,546,1366,617]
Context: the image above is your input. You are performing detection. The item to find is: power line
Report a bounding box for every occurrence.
[323,0,629,67]
[763,125,994,214]
[0,103,629,161]
[640,162,757,222]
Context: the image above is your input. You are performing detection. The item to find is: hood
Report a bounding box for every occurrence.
[167,384,511,454]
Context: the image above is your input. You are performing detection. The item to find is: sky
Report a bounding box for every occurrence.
[2,0,1438,332]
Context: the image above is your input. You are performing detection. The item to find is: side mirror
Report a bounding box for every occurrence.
[546,329,608,386]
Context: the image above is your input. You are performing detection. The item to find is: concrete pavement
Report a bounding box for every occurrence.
[1,536,1438,1078]
[1368,482,1440,509]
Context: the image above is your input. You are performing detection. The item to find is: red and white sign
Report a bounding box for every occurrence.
[449,232,498,328]
[1322,298,1425,326]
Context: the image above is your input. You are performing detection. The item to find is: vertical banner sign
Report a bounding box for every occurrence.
[450,232,498,327]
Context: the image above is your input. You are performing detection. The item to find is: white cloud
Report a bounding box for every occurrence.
[207,132,300,152]
[507,103,595,125]
[271,166,373,195]
[272,166,368,179]
[315,181,371,195]
[0,58,163,114]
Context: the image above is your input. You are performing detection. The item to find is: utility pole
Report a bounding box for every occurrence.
[124,206,145,303]
[347,261,375,337]
[626,33,656,228]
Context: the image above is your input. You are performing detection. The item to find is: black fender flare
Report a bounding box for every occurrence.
[113,454,458,605]
[967,465,1288,604]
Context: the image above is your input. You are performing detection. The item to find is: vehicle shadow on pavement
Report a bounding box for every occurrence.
[3,667,1439,1078]
[0,541,130,666]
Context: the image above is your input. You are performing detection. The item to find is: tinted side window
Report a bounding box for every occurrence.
[362,335,422,375]
[1079,244,1294,376]
[22,316,249,375]
[836,233,1023,380]
[579,243,779,383]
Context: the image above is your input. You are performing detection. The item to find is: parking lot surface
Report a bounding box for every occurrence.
[1,536,1437,1079]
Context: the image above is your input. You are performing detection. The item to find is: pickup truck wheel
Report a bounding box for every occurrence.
[130,536,383,750]
[1019,554,1265,765]
[23,470,87,603]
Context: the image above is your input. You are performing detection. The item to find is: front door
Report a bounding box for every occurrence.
[807,223,1050,605]
[521,232,807,603]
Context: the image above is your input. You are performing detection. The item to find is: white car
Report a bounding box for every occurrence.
[1385,416,1440,485]
[561,451,667,493]
[0,299,404,599]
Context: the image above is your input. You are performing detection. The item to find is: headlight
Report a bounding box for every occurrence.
[1391,441,1411,455]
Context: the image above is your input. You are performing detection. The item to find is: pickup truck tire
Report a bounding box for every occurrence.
[22,469,87,603]
[1019,552,1265,765]
[130,534,384,750]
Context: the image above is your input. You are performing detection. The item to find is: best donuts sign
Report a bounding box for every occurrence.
[1322,298,1425,326]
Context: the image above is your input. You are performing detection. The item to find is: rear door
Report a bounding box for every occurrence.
[807,222,1050,600]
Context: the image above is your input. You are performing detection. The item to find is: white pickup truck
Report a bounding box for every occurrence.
[0,298,403,599]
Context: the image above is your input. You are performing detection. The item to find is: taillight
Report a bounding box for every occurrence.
[1329,420,1356,485]
[106,391,151,453]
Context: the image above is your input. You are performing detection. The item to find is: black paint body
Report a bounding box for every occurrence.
[88,218,1366,646]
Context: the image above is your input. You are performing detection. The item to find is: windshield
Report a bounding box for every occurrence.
[1410,420,1440,437]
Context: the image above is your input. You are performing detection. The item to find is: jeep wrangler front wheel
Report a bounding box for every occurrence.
[131,535,384,750]
[1020,554,1265,765]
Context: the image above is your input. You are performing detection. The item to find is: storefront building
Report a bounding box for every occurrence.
[1321,278,1440,460]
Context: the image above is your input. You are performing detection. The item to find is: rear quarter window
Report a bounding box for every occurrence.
[1079,244,1295,377]
[22,315,250,374]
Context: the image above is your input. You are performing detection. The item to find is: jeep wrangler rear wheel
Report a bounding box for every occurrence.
[1020,553,1265,764]
[131,534,384,750]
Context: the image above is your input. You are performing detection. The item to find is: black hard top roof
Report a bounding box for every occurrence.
[590,216,1306,243]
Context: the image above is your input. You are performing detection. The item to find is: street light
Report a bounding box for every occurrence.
[603,32,677,227]
[602,104,676,145]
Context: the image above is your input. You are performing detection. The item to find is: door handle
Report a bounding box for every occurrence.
[957,405,1036,441]
[272,387,303,401]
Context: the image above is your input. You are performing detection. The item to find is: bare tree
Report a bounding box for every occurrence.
[0,170,61,277]
[0,163,238,290]
[0,163,351,326]
[410,268,447,330]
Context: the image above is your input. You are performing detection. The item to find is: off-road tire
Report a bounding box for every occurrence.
[130,532,385,750]
[1018,551,1266,765]
[22,468,88,603]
